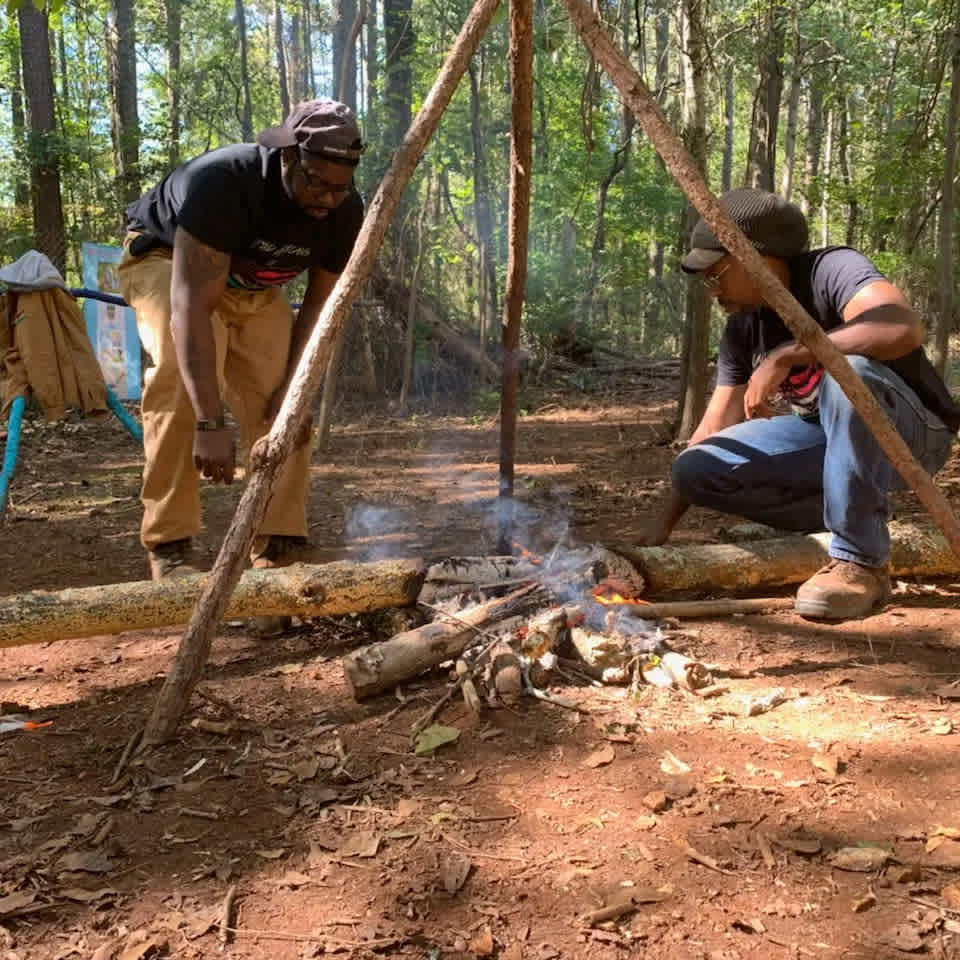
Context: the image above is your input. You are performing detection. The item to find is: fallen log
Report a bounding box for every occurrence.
[0,558,425,648]
[343,582,549,699]
[613,521,959,597]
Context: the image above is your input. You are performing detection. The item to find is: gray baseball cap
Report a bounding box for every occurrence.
[681,188,809,273]
[257,98,366,161]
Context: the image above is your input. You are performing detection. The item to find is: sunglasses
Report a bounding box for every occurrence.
[701,261,731,292]
[295,151,353,199]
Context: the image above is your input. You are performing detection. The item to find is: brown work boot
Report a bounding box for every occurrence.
[248,536,311,638]
[794,559,891,620]
[147,538,198,581]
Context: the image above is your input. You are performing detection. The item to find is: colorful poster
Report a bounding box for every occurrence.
[81,242,141,402]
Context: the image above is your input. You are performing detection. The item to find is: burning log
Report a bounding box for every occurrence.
[0,559,426,648]
[342,582,550,699]
[418,555,539,604]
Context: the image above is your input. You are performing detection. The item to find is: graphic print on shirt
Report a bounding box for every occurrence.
[752,347,824,417]
[228,238,313,289]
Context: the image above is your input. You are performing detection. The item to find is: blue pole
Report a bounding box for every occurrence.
[106,386,143,445]
[0,395,26,520]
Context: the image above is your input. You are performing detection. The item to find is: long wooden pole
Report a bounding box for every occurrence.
[496,0,534,552]
[561,0,960,562]
[142,0,503,747]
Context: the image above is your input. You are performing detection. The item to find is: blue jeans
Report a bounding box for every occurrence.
[672,356,955,567]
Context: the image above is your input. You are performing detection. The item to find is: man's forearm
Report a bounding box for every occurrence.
[171,307,222,420]
[773,316,922,367]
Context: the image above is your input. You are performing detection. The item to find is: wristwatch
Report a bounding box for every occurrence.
[196,417,227,431]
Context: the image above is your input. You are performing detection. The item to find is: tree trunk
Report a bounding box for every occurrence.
[722,61,734,193]
[165,0,182,168]
[497,0,533,546]
[314,320,346,450]
[561,0,960,571]
[744,0,784,191]
[801,64,824,216]
[366,0,379,127]
[142,0,504,746]
[334,0,364,109]
[779,49,801,201]
[275,0,290,119]
[303,0,316,96]
[820,102,833,246]
[9,37,30,211]
[289,12,303,103]
[933,24,960,376]
[18,2,66,276]
[109,0,140,205]
[837,88,859,247]
[236,0,254,141]
[469,62,497,349]
[0,559,425,649]
[399,180,430,410]
[383,0,414,150]
[675,0,710,443]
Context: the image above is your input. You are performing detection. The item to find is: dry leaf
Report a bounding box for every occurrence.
[396,798,420,818]
[896,866,924,884]
[812,753,839,778]
[930,719,954,736]
[471,926,495,957]
[0,890,36,916]
[583,744,615,768]
[881,924,925,953]
[440,855,472,894]
[255,848,287,860]
[642,791,667,813]
[634,815,657,831]
[338,830,381,858]
[267,771,294,787]
[90,944,116,960]
[60,887,116,903]
[732,917,766,934]
[942,884,960,908]
[57,851,114,874]
[292,758,321,782]
[852,891,877,912]
[932,684,960,700]
[660,751,691,775]
[773,834,822,856]
[830,846,891,872]
[414,725,461,756]
[277,871,312,888]
[118,932,167,960]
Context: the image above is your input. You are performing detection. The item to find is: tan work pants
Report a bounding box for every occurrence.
[117,241,309,550]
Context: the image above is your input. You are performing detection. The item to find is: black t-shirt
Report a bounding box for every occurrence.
[125,144,364,290]
[716,246,960,432]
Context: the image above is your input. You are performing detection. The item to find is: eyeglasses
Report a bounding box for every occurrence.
[295,151,353,199]
[701,262,730,293]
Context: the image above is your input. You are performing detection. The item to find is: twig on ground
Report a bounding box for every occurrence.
[218,884,237,945]
[110,729,142,785]
[225,926,403,948]
[522,665,589,713]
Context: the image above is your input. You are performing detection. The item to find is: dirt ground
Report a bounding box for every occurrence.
[3,382,960,960]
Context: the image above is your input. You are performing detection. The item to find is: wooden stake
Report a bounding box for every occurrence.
[141,0,503,747]
[496,0,534,552]
[561,0,960,563]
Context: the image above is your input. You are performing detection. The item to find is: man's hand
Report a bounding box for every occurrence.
[194,429,236,484]
[744,350,791,420]
[266,383,313,447]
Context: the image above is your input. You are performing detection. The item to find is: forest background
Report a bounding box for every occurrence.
[2,0,959,438]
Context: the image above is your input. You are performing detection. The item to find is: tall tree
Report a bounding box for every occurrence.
[675,0,711,442]
[469,61,497,348]
[932,19,960,376]
[18,1,66,274]
[274,0,290,117]
[166,0,182,168]
[236,0,253,141]
[108,0,141,204]
[333,0,359,109]
[383,0,414,150]
[8,31,30,211]
[744,0,785,191]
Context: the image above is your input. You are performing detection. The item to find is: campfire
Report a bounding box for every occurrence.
[342,541,716,714]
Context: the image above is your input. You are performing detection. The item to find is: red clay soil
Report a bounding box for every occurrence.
[2,387,960,960]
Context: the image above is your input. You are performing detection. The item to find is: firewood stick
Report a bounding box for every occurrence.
[140,0,504,747]
[621,597,794,619]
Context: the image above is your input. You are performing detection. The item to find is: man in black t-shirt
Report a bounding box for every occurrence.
[118,99,364,625]
[641,188,958,619]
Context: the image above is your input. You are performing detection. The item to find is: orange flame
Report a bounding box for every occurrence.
[513,542,542,565]
[591,581,649,606]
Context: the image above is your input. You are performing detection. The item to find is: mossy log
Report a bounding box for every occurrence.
[0,558,426,648]
[613,521,958,597]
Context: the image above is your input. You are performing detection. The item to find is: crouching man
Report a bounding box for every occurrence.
[640,188,959,619]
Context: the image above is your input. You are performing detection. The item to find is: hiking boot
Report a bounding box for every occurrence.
[794,559,891,620]
[147,538,198,581]
[248,536,311,638]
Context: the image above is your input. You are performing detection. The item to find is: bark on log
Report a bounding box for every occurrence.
[0,559,425,648]
[142,0,503,747]
[613,521,959,597]
[562,0,960,563]
[418,555,539,603]
[623,597,795,618]
[343,583,549,699]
